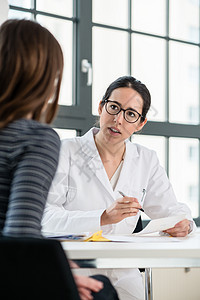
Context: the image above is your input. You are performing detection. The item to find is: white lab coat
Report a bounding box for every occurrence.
[42,127,195,300]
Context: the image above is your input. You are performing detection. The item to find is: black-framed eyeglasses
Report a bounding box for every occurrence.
[104,99,145,124]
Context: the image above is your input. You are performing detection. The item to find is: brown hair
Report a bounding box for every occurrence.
[0,19,63,128]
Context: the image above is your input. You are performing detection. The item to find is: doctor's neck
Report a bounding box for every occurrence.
[94,132,125,162]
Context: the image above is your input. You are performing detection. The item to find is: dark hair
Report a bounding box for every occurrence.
[101,76,151,121]
[0,19,63,129]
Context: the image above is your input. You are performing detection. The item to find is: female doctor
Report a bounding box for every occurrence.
[42,76,195,300]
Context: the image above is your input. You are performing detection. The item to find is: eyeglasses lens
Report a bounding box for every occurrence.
[106,101,139,123]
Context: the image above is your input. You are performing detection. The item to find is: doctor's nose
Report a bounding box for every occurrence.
[114,111,123,124]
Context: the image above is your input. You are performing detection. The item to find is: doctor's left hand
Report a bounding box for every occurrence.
[163,219,190,237]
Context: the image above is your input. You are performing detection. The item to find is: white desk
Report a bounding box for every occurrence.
[62,232,200,300]
[62,233,200,268]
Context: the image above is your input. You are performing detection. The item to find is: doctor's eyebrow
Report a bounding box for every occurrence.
[108,100,138,111]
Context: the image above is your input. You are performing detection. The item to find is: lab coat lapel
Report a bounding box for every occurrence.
[114,139,139,196]
[79,128,115,199]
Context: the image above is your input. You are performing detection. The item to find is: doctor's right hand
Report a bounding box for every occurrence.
[101,196,142,226]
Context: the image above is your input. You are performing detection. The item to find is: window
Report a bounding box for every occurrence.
[169,42,199,124]
[169,137,199,218]
[8,0,200,225]
[132,134,166,169]
[188,144,199,161]
[9,0,74,106]
[189,185,198,203]
[53,128,76,140]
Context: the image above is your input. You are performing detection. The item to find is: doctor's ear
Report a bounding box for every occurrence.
[135,118,147,133]
[98,101,104,115]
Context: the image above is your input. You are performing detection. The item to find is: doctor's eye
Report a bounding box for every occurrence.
[109,103,120,112]
[127,110,137,118]
[125,110,139,122]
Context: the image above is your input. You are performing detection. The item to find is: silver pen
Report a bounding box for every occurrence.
[118,191,144,212]
[141,189,146,204]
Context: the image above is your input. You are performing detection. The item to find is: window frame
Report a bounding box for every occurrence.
[9,0,200,226]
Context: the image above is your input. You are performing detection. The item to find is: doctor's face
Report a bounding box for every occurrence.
[98,87,147,143]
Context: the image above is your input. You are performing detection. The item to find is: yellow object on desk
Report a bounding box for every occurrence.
[84,230,110,242]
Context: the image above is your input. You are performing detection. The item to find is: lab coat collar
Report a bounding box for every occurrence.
[114,139,140,196]
[80,127,139,158]
[79,127,99,159]
[79,128,115,199]
[79,128,140,199]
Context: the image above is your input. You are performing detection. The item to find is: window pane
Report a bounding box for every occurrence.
[132,34,166,121]
[8,9,32,19]
[169,0,199,43]
[8,0,32,9]
[37,15,73,106]
[131,134,166,169]
[92,0,128,28]
[132,0,165,35]
[92,27,128,115]
[36,0,73,18]
[53,128,76,140]
[169,137,199,218]
[1,0,9,24]
[169,42,199,124]
[131,134,165,221]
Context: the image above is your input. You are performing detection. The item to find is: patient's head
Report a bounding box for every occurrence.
[0,19,64,128]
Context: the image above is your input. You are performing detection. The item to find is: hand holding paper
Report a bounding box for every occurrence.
[133,214,188,236]
[162,218,191,237]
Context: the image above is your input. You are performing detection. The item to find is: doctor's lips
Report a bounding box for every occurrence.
[109,127,121,134]
[118,190,144,212]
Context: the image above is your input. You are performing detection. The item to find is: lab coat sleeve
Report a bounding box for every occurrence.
[143,151,196,233]
[41,142,105,235]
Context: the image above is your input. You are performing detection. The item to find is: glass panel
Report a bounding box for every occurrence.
[53,128,76,140]
[8,0,32,9]
[132,34,166,121]
[36,0,73,18]
[8,9,32,19]
[169,137,199,218]
[132,0,165,36]
[131,134,166,169]
[169,42,199,124]
[1,0,9,24]
[37,15,73,106]
[92,0,128,28]
[131,134,166,221]
[92,27,128,115]
[169,0,199,43]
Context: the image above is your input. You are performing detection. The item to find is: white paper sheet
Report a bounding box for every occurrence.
[103,233,183,242]
[133,214,187,236]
